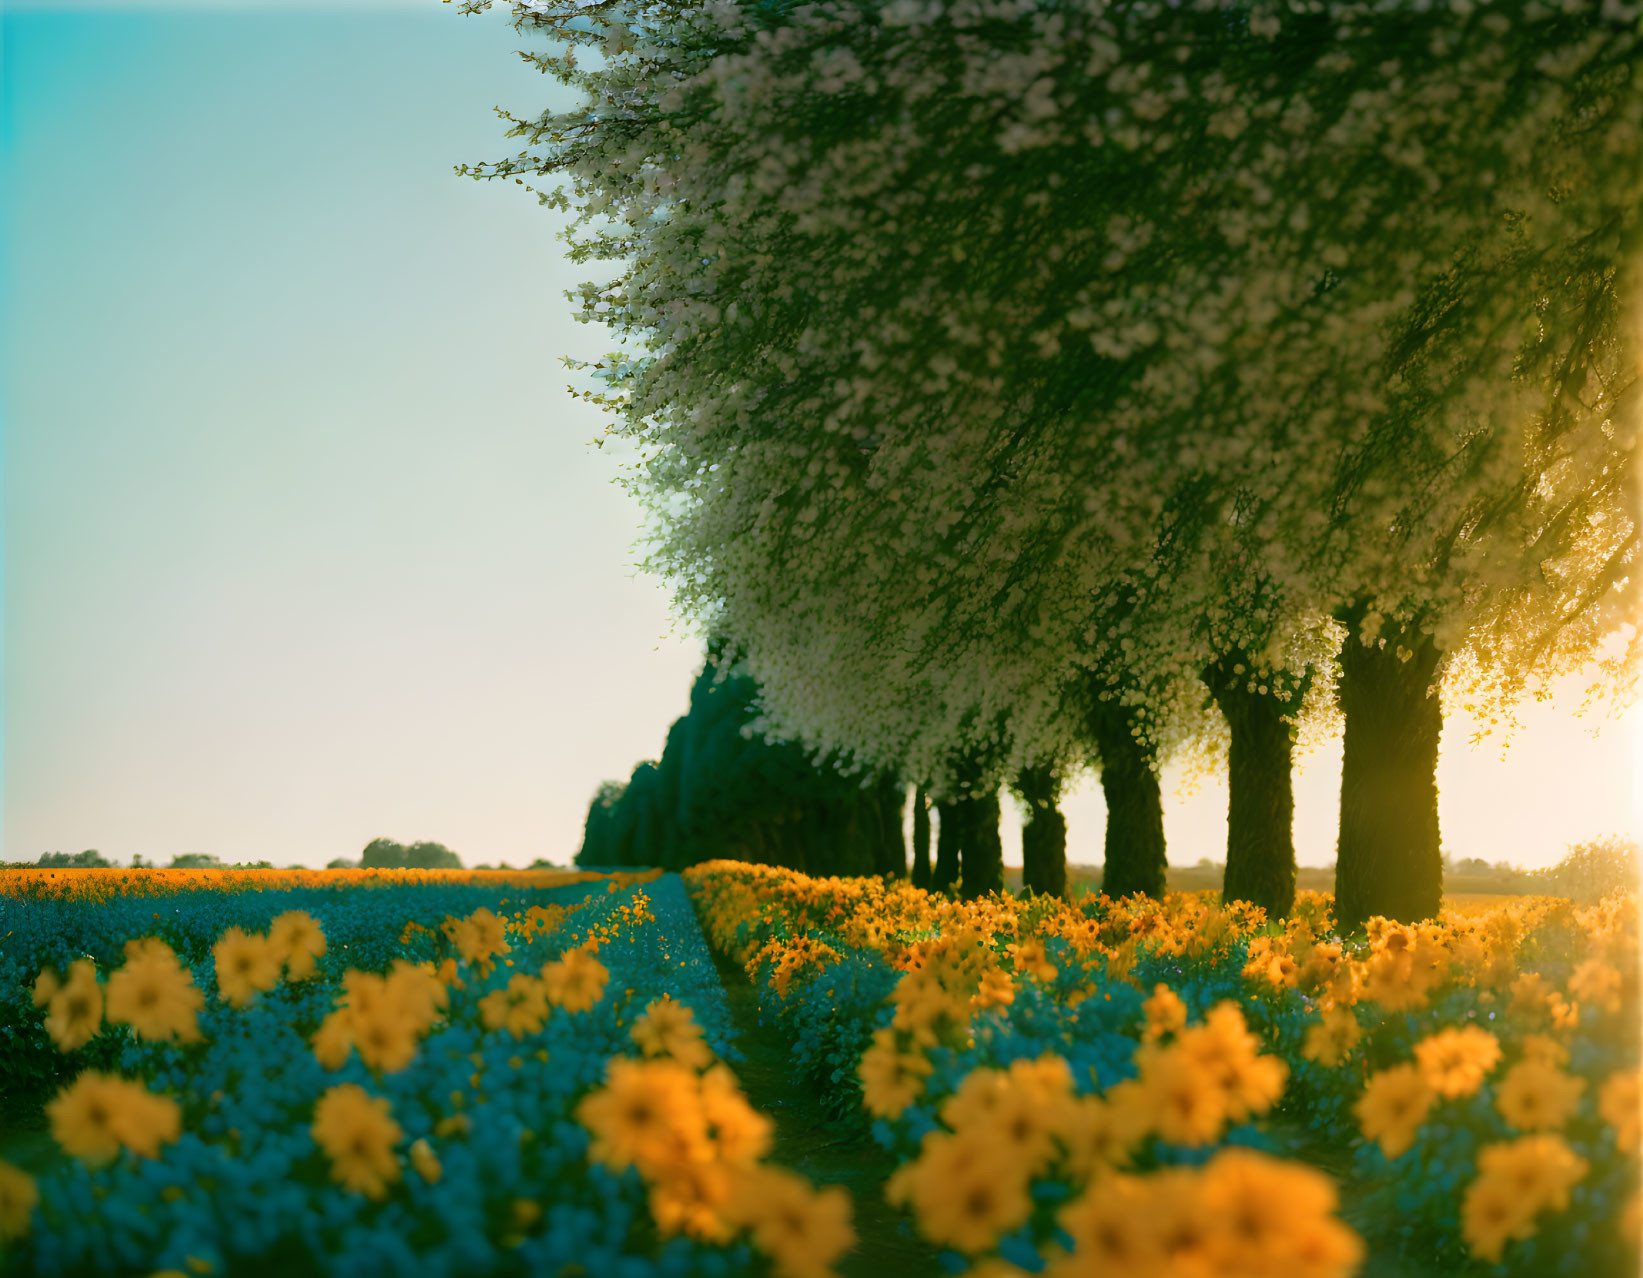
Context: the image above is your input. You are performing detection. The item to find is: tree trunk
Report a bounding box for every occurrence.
[872,778,906,877]
[1016,766,1067,897]
[958,789,1003,899]
[1334,607,1445,931]
[1090,698,1167,900]
[932,799,961,893]
[911,787,932,889]
[1203,654,1307,918]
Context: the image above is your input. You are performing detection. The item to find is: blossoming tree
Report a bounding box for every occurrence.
[466,0,1640,924]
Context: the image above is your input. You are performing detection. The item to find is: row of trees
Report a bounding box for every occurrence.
[578,641,906,876]
[487,0,1641,926]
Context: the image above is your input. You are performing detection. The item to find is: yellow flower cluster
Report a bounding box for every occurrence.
[686,861,1273,1022]
[630,995,713,1070]
[541,946,610,1012]
[1051,1149,1363,1278]
[747,934,843,998]
[442,906,511,975]
[34,960,104,1052]
[881,1000,1296,1263]
[1461,1134,1589,1262]
[0,865,621,901]
[313,960,449,1072]
[1354,1064,1435,1160]
[46,1071,181,1164]
[212,911,325,1007]
[34,937,210,1052]
[576,1048,854,1277]
[887,1056,1080,1253]
[1600,1069,1640,1151]
[1120,1003,1287,1148]
[1412,1026,1502,1099]
[310,1083,403,1200]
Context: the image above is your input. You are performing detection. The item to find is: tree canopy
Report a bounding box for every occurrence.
[360,839,464,869]
[469,0,1639,917]
[576,645,906,876]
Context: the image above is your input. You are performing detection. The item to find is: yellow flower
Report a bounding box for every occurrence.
[1509,971,1554,1020]
[973,969,1015,1010]
[1463,1135,1590,1262]
[1567,959,1623,1015]
[650,1160,736,1243]
[727,1165,855,1278]
[1355,1064,1435,1159]
[1054,1173,1162,1275]
[106,940,204,1044]
[0,1159,37,1241]
[211,927,281,1007]
[1177,1002,1286,1123]
[32,968,63,1008]
[858,1028,934,1119]
[1461,1172,1537,1264]
[542,948,609,1013]
[1476,1134,1589,1213]
[311,1009,354,1070]
[1519,1034,1570,1068]
[1199,1148,1362,1278]
[1142,983,1186,1041]
[1058,1093,1142,1178]
[1600,1069,1640,1152]
[631,996,713,1069]
[43,960,103,1052]
[46,1072,180,1164]
[350,1001,421,1073]
[267,910,327,981]
[1135,1042,1226,1147]
[898,1131,1028,1255]
[576,1058,705,1173]
[409,1138,442,1184]
[445,906,511,972]
[699,1065,773,1166]
[1301,1007,1361,1068]
[1494,1059,1585,1132]
[479,973,551,1040]
[310,1084,402,1199]
[1412,1026,1500,1099]
[1009,938,1057,983]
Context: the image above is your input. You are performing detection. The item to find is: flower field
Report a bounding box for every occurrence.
[685,862,1639,1278]
[1,863,1636,1277]
[0,868,853,1277]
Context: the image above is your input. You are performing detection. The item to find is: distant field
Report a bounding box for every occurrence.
[1003,864,1557,900]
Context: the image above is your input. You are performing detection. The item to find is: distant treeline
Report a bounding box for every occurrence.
[577,645,905,878]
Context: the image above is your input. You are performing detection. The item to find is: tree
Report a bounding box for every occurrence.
[475,0,1639,925]
[909,787,931,889]
[574,647,907,876]
[169,853,221,869]
[361,839,463,869]
[38,849,110,868]
[1014,765,1067,899]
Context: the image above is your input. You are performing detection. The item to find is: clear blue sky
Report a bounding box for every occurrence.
[3,2,1636,870]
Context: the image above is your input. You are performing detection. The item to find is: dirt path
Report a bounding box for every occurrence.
[704,945,946,1278]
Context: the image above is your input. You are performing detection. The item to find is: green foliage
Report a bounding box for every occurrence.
[1527,835,1639,905]
[360,839,463,869]
[36,850,110,868]
[169,853,221,869]
[576,648,905,876]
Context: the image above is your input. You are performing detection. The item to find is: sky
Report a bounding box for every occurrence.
[3,2,1638,872]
